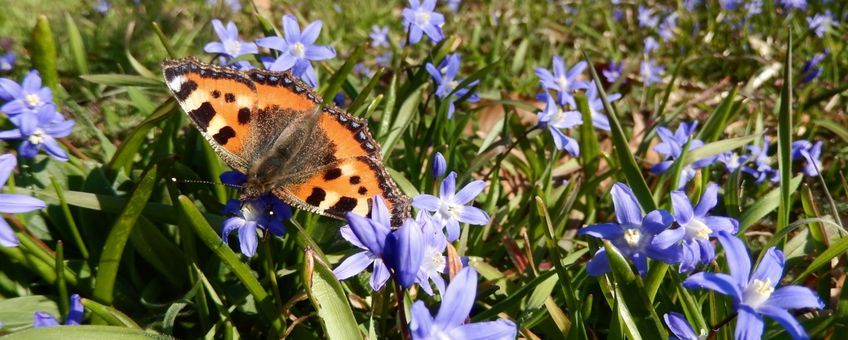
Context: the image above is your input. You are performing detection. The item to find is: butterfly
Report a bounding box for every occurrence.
[162,57,411,226]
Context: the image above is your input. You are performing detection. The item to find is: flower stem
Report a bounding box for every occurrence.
[394,279,411,340]
[260,236,286,332]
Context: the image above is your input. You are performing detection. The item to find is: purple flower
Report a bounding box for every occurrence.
[683,0,701,11]
[637,5,659,28]
[0,110,75,161]
[425,53,479,119]
[447,0,461,13]
[375,52,392,67]
[402,0,445,44]
[585,83,621,132]
[662,183,739,272]
[612,8,624,21]
[577,183,680,277]
[745,0,763,16]
[334,195,424,290]
[220,172,291,257]
[792,140,823,176]
[256,15,336,87]
[412,172,489,242]
[536,93,582,156]
[432,151,447,178]
[204,19,258,60]
[94,0,110,13]
[650,122,716,189]
[717,151,749,173]
[354,63,373,77]
[719,0,740,10]
[640,59,664,86]
[0,51,14,72]
[664,312,705,340]
[33,294,83,327]
[807,11,838,38]
[369,25,390,48]
[742,136,779,184]
[0,154,47,247]
[333,92,345,107]
[602,61,623,83]
[535,56,589,105]
[644,37,660,54]
[658,14,678,41]
[207,0,241,11]
[414,213,448,295]
[801,52,827,84]
[0,70,57,133]
[778,0,807,10]
[683,232,824,339]
[409,267,517,340]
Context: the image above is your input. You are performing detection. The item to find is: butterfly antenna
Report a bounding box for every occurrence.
[170,177,243,189]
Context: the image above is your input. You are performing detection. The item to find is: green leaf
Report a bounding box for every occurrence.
[349,68,384,115]
[83,298,143,329]
[683,134,759,166]
[813,119,848,145]
[64,12,89,75]
[739,175,802,231]
[304,248,362,340]
[381,84,423,157]
[583,51,655,210]
[321,43,366,102]
[604,241,666,339]
[80,74,163,88]
[0,296,60,332]
[177,195,284,336]
[776,30,793,233]
[697,86,740,142]
[30,15,59,104]
[794,235,848,284]
[3,326,169,339]
[93,165,158,307]
[106,99,176,177]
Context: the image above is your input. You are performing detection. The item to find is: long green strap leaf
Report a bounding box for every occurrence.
[776,31,793,233]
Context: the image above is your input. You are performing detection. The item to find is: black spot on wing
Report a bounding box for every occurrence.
[237,108,251,124]
[323,168,342,180]
[211,90,221,98]
[331,196,358,213]
[212,126,236,145]
[176,80,198,101]
[225,93,236,103]
[306,188,326,207]
[358,187,368,195]
[189,102,216,131]
[349,176,361,184]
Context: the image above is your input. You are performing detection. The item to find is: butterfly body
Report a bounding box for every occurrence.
[162,58,410,226]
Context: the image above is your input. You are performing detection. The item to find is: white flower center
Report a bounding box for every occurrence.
[623,228,642,247]
[415,10,431,26]
[551,108,570,125]
[743,278,774,309]
[224,40,242,56]
[421,248,445,274]
[556,75,569,90]
[290,42,306,58]
[0,61,9,70]
[28,128,45,145]
[685,218,713,240]
[438,200,462,221]
[25,93,43,108]
[446,80,458,92]
[726,153,740,168]
[241,203,261,221]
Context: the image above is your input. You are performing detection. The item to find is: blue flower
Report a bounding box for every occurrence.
[204,19,258,60]
[807,11,838,38]
[0,51,14,72]
[717,151,748,173]
[745,0,763,16]
[650,122,716,189]
[446,0,461,13]
[0,70,57,133]
[644,36,660,54]
[742,136,779,184]
[425,53,479,119]
[369,25,390,48]
[0,154,46,247]
[256,15,336,87]
[613,8,624,21]
[684,0,701,11]
[578,183,680,277]
[402,0,445,44]
[334,195,424,291]
[719,0,740,10]
[354,63,373,77]
[414,213,448,295]
[640,59,664,86]
[663,183,739,272]
[33,294,83,327]
[94,0,110,13]
[778,0,806,10]
[664,312,706,340]
[535,56,589,105]
[412,172,489,242]
[602,61,623,83]
[431,151,446,178]
[333,93,345,107]
[375,52,392,67]
[207,0,241,11]
[683,232,824,340]
[536,93,582,156]
[658,14,677,41]
[792,140,823,177]
[0,110,75,161]
[409,267,517,340]
[585,83,621,132]
[801,52,827,84]
[220,172,291,257]
[637,5,659,28]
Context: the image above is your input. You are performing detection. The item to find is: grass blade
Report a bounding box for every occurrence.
[776,30,793,233]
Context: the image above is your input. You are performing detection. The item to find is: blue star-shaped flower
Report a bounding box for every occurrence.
[256,14,336,87]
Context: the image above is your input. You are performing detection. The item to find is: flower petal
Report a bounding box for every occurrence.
[717,231,751,285]
[435,266,477,328]
[410,300,436,338]
[456,206,489,225]
[764,286,824,310]
[670,191,694,224]
[370,259,391,291]
[0,194,46,213]
[0,154,16,186]
[33,312,60,328]
[445,217,460,242]
[757,305,810,340]
[702,216,739,234]
[585,248,611,276]
[282,15,301,42]
[611,183,643,226]
[340,225,367,250]
[448,319,518,340]
[735,305,765,340]
[332,251,372,280]
[750,247,785,288]
[642,209,673,234]
[371,195,391,228]
[237,221,258,257]
[577,223,623,240]
[385,219,424,288]
[440,172,457,198]
[346,212,386,255]
[454,180,486,205]
[299,20,323,44]
[652,227,685,249]
[682,272,743,301]
[412,194,441,211]
[694,182,719,216]
[42,138,69,162]
[663,312,699,340]
[304,45,336,61]
[0,218,19,247]
[255,36,286,51]
[65,294,83,325]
